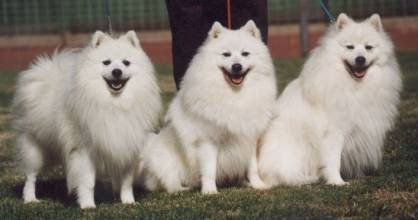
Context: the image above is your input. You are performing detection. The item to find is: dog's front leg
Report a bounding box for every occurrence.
[320,132,348,185]
[120,169,135,204]
[248,149,270,190]
[66,148,96,209]
[197,142,219,194]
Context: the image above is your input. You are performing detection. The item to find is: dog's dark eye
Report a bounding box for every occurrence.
[365,45,373,51]
[222,52,231,57]
[102,60,111,65]
[346,45,355,50]
[242,51,250,57]
[123,60,130,66]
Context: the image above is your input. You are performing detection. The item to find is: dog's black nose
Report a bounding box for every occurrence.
[231,63,242,74]
[112,68,122,78]
[355,56,366,66]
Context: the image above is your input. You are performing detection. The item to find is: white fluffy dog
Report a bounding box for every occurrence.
[140,21,277,194]
[13,31,161,208]
[258,14,402,186]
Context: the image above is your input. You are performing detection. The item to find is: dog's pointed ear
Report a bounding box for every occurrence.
[368,14,383,32]
[209,22,225,39]
[91,31,110,48]
[336,13,353,30]
[123,30,140,48]
[241,20,261,39]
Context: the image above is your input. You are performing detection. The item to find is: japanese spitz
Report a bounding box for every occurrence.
[13,31,161,208]
[258,14,402,186]
[140,20,277,194]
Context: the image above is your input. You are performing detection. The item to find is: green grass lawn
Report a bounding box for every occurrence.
[0,53,417,219]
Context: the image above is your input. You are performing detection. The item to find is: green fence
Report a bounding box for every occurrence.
[1,0,417,35]
[0,0,169,34]
[268,0,418,23]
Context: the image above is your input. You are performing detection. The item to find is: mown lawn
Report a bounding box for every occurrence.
[0,53,417,219]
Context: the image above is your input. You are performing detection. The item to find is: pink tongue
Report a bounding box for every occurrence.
[231,76,243,84]
[354,71,366,78]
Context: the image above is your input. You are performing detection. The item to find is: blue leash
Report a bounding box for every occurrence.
[105,0,113,34]
[320,0,335,23]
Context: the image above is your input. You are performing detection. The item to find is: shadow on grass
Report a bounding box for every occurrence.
[12,178,149,207]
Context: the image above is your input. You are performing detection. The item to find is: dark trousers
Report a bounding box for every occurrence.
[165,0,268,89]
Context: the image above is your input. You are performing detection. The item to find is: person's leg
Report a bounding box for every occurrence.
[202,0,268,43]
[166,0,268,89]
[165,0,207,89]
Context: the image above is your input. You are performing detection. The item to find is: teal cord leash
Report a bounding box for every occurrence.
[320,0,335,23]
[105,0,113,35]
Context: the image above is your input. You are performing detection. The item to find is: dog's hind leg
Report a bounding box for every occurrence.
[19,134,43,203]
[162,171,189,194]
[144,132,190,193]
[248,149,270,190]
[152,156,189,193]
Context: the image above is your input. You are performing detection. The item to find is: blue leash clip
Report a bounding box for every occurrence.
[320,0,336,23]
[105,0,113,35]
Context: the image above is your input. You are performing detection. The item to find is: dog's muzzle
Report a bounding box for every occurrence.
[344,56,373,79]
[103,68,129,93]
[221,63,251,86]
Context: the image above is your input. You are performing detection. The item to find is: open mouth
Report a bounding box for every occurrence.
[103,77,129,93]
[221,67,251,86]
[344,60,373,79]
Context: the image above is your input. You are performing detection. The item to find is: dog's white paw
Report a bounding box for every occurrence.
[79,197,96,209]
[23,197,40,204]
[121,196,135,204]
[250,180,271,190]
[121,189,135,204]
[121,199,135,204]
[201,180,218,194]
[23,183,39,204]
[201,185,218,195]
[80,202,96,209]
[202,189,218,195]
[326,179,349,186]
